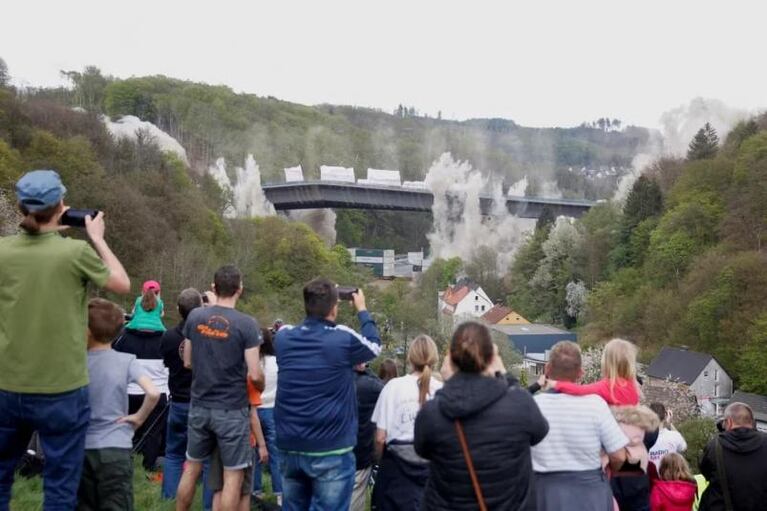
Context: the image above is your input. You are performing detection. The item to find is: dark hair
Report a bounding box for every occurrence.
[261,328,275,356]
[450,322,494,373]
[88,298,125,344]
[378,358,399,383]
[18,202,62,234]
[303,278,338,318]
[177,288,202,320]
[140,289,158,312]
[214,265,242,298]
[547,341,582,381]
[650,402,667,422]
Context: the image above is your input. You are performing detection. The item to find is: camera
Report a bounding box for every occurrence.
[337,286,358,301]
[60,208,100,228]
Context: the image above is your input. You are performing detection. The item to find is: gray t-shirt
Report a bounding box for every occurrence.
[183,305,262,409]
[86,349,146,450]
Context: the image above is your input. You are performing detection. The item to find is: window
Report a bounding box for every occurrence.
[715,384,720,397]
[475,296,479,301]
[704,370,709,378]
[715,369,720,382]
[481,305,486,312]
[475,305,479,312]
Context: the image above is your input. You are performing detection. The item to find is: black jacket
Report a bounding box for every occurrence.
[699,428,767,511]
[159,323,192,403]
[414,372,548,511]
[354,368,384,470]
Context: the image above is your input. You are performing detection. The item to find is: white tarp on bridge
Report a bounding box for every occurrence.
[366,168,402,187]
[284,165,304,182]
[320,165,356,183]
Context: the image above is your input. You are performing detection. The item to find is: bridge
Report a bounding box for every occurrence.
[262,181,595,218]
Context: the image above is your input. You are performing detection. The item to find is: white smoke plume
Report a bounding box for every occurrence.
[209,155,337,244]
[103,115,189,164]
[425,153,535,272]
[287,209,338,246]
[208,154,275,218]
[507,176,528,197]
[614,97,750,202]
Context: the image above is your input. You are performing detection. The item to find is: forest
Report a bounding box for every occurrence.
[25,65,651,251]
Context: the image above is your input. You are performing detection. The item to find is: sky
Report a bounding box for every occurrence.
[2,0,765,129]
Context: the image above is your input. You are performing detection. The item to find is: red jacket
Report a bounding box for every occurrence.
[650,480,696,511]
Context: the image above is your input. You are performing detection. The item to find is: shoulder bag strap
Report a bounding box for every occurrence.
[455,419,488,511]
[715,437,734,511]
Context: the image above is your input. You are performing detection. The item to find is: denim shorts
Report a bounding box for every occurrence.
[186,405,251,470]
[207,445,253,494]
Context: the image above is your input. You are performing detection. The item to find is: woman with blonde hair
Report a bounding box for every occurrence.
[371,334,442,511]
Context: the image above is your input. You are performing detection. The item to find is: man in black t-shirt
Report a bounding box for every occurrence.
[175,266,263,511]
[159,288,210,503]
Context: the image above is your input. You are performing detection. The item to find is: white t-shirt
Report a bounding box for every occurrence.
[532,393,629,472]
[371,373,443,443]
[648,427,687,468]
[259,355,278,408]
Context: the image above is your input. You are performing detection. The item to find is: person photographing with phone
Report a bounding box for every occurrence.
[274,279,382,511]
[0,169,130,510]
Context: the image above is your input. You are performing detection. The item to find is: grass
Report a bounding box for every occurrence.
[9,456,279,511]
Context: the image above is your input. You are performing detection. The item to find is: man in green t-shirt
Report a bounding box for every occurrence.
[0,170,131,510]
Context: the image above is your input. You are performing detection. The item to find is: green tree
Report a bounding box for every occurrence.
[687,122,719,160]
[61,66,109,113]
[0,57,9,87]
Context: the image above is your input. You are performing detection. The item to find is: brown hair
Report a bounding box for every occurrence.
[450,321,494,374]
[18,202,63,234]
[88,298,125,344]
[547,341,582,381]
[140,289,158,312]
[408,335,439,406]
[659,452,695,483]
[378,358,399,383]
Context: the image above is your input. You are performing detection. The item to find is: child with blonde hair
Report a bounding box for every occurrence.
[650,453,696,511]
[551,338,640,405]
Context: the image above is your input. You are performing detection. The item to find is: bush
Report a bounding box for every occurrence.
[677,417,717,470]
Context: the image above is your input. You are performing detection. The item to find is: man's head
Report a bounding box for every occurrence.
[213,265,243,299]
[723,402,755,431]
[177,288,203,321]
[15,170,67,234]
[545,341,583,382]
[650,402,667,422]
[88,298,125,344]
[303,278,338,320]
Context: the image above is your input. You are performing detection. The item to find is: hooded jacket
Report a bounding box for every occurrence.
[650,480,697,511]
[414,372,548,511]
[699,428,767,511]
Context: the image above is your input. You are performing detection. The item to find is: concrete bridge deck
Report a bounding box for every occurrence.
[262,181,595,218]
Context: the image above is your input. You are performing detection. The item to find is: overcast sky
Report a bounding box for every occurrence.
[2,0,765,128]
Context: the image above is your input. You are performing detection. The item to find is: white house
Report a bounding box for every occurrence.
[646,347,733,417]
[437,279,494,320]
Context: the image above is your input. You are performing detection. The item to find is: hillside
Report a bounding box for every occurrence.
[503,114,767,393]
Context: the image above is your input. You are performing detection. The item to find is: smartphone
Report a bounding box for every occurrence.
[337,286,358,301]
[60,208,100,228]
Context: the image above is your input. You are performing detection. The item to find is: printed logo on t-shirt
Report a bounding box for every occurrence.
[196,315,231,340]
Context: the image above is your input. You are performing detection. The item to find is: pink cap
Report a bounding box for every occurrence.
[142,280,161,293]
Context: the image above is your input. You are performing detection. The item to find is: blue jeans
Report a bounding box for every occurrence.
[161,401,213,510]
[253,407,282,494]
[0,387,89,511]
[279,451,355,511]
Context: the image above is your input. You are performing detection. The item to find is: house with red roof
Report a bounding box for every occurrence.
[437,278,494,320]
